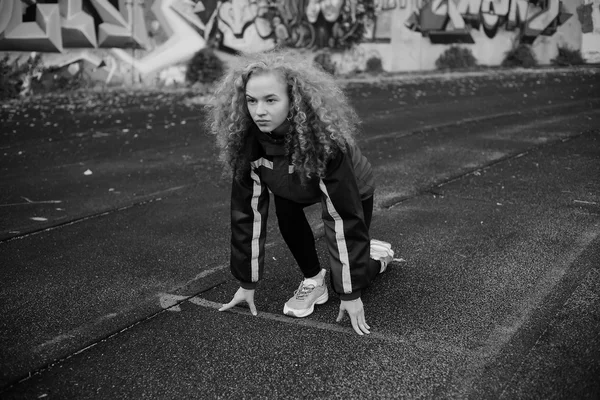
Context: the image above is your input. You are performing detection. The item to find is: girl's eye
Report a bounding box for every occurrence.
[247,98,256,104]
[267,99,276,103]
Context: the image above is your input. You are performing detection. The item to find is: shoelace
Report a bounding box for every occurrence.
[294,283,316,300]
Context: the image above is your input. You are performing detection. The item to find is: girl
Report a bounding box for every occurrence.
[208,49,394,336]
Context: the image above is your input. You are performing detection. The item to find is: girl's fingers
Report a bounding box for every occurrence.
[218,301,236,312]
[350,316,364,336]
[359,315,371,332]
[336,308,345,322]
[359,323,371,334]
[248,301,258,316]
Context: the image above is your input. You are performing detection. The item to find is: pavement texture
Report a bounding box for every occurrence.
[1,66,599,399]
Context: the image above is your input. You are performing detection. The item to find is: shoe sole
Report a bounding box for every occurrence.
[371,243,394,256]
[379,253,394,273]
[283,290,329,318]
[371,239,392,250]
[371,240,394,273]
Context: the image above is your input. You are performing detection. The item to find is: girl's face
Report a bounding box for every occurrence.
[245,71,290,134]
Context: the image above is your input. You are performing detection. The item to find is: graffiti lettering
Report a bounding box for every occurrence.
[199,0,374,51]
[481,0,510,29]
[456,0,481,15]
[0,0,586,82]
[60,0,97,48]
[0,0,15,35]
[507,0,529,29]
[91,0,149,47]
[0,0,149,51]
[0,1,381,61]
[399,0,424,9]
[218,0,259,37]
[407,0,572,43]
[447,0,466,30]
[111,0,206,76]
[525,0,558,33]
[0,1,62,52]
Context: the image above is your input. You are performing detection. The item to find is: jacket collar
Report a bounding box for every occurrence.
[252,125,287,156]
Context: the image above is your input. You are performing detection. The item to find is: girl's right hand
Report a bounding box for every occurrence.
[218,287,258,316]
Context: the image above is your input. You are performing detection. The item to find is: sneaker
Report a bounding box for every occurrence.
[370,239,394,273]
[283,269,328,318]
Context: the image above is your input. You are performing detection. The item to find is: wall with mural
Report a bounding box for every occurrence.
[387,0,582,71]
[0,0,596,86]
[579,0,600,62]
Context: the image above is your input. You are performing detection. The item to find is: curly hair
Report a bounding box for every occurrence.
[206,48,361,182]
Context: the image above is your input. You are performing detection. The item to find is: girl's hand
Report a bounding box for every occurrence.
[337,298,371,335]
[218,287,258,316]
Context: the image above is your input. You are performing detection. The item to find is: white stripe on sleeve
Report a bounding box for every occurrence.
[319,180,352,294]
[249,169,262,282]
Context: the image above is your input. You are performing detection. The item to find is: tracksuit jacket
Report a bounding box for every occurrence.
[230,126,375,300]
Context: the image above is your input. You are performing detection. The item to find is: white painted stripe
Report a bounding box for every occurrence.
[250,158,273,169]
[250,169,262,282]
[193,297,361,336]
[319,180,352,293]
[191,297,468,351]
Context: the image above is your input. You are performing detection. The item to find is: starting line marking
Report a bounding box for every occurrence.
[161,293,466,351]
[190,296,403,342]
[160,292,403,341]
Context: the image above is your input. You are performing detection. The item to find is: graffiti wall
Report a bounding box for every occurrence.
[0,0,592,85]
[0,0,150,51]
[389,0,580,71]
[578,0,600,62]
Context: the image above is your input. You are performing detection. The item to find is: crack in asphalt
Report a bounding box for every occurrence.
[0,185,188,244]
[380,128,597,210]
[0,302,172,393]
[0,279,228,393]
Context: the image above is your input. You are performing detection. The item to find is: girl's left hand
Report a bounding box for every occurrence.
[337,298,371,336]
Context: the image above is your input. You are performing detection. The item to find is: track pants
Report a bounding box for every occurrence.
[274,195,381,281]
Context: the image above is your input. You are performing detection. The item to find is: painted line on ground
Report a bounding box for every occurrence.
[190,296,406,343]
[161,293,400,342]
[185,296,465,355]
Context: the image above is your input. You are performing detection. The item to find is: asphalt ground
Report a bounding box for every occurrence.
[1,67,599,399]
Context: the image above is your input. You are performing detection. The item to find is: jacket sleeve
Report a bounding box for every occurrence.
[319,150,371,300]
[230,166,270,290]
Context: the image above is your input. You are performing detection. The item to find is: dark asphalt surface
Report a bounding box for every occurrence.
[1,67,599,399]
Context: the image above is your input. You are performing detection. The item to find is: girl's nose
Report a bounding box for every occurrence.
[255,102,266,116]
